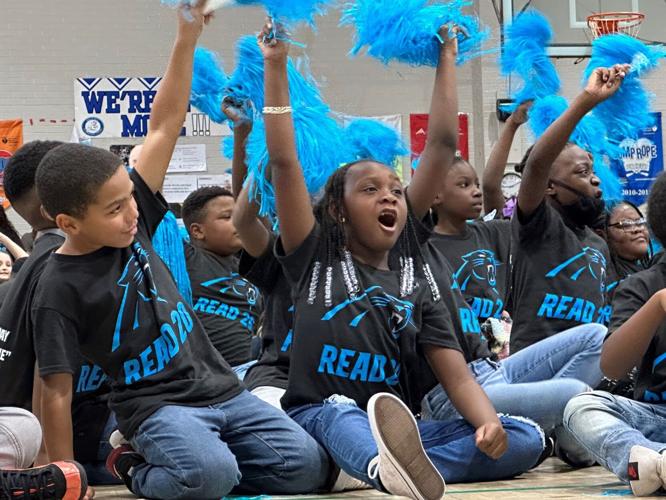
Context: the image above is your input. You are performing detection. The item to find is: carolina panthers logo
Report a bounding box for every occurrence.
[321,285,414,338]
[545,247,607,293]
[452,250,501,291]
[112,242,167,352]
[201,274,260,307]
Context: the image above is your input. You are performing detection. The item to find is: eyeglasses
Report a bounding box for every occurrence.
[608,218,648,233]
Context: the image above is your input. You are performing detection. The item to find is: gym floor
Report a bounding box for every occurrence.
[93,458,643,499]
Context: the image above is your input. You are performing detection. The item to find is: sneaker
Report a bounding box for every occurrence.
[109,430,129,449]
[105,444,144,493]
[532,436,555,469]
[628,446,666,496]
[367,393,446,500]
[0,461,87,500]
[330,469,372,492]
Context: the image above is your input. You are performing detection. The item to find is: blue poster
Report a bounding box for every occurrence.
[612,112,664,207]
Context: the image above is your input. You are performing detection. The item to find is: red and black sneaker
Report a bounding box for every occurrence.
[0,461,87,499]
[105,444,144,494]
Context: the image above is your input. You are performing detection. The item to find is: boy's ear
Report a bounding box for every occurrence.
[545,181,557,197]
[54,213,80,235]
[190,222,205,241]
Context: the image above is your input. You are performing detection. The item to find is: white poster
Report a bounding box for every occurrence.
[168,144,207,173]
[197,174,230,189]
[162,175,198,204]
[74,77,231,139]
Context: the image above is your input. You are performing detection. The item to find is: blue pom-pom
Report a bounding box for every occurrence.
[340,0,492,67]
[342,118,408,166]
[528,95,568,138]
[501,10,561,105]
[584,34,666,143]
[190,47,228,123]
[153,212,193,306]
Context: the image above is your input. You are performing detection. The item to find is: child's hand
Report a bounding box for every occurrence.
[508,100,532,126]
[258,20,289,63]
[222,97,253,135]
[83,486,95,499]
[439,24,465,57]
[475,421,508,459]
[177,0,213,43]
[583,64,630,103]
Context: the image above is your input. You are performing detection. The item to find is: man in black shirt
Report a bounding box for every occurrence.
[31,6,330,500]
[564,173,666,496]
[509,66,629,353]
[182,186,263,377]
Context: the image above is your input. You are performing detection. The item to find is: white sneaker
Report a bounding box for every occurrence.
[367,393,446,500]
[109,430,129,449]
[628,445,666,496]
[330,469,372,492]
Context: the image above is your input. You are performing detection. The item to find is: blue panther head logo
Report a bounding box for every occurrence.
[321,285,415,338]
[452,250,501,291]
[201,274,259,306]
[545,247,607,293]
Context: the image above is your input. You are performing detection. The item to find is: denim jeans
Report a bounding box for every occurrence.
[288,399,544,488]
[129,390,331,500]
[81,412,122,486]
[0,407,41,469]
[564,391,666,481]
[232,360,257,381]
[422,324,605,432]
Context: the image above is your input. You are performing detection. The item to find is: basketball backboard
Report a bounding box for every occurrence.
[502,0,665,58]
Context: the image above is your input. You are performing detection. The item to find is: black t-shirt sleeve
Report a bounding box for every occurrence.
[418,295,463,353]
[275,224,320,290]
[608,276,651,337]
[130,169,168,238]
[12,257,27,275]
[32,307,80,377]
[239,234,280,293]
[514,200,551,242]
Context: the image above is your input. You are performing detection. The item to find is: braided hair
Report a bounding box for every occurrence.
[306,160,440,307]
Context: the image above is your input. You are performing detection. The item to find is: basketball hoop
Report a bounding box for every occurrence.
[587,12,645,40]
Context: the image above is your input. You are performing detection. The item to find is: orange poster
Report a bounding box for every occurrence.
[0,119,23,209]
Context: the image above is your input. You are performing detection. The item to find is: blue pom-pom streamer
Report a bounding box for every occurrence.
[340,0,492,67]
[584,34,666,143]
[152,211,193,306]
[342,118,408,166]
[500,10,561,106]
[191,47,228,123]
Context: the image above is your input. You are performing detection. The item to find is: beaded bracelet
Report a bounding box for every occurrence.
[263,106,292,115]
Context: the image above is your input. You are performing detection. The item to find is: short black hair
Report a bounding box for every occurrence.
[648,172,666,246]
[4,140,63,203]
[36,144,123,218]
[182,186,233,230]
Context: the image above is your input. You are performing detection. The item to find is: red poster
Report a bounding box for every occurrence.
[410,113,469,163]
[0,120,23,209]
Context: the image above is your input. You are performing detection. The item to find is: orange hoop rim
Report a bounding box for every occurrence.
[587,11,645,38]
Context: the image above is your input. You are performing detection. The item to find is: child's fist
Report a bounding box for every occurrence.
[258,20,289,63]
[584,64,631,103]
[475,421,508,460]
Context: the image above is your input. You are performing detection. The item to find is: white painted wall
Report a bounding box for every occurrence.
[2,0,665,234]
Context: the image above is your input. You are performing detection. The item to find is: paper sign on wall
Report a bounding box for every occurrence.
[197,175,231,190]
[74,77,231,139]
[162,175,199,204]
[168,144,207,173]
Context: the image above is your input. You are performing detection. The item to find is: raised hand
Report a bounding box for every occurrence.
[257,20,289,63]
[177,0,214,43]
[584,64,631,103]
[509,100,532,126]
[222,97,253,134]
[439,24,465,57]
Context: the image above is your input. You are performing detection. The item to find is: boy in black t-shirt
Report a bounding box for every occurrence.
[181,185,263,378]
[30,6,330,500]
[509,65,629,353]
[564,173,666,496]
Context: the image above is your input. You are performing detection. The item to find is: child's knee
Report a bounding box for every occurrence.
[279,435,331,493]
[563,390,614,429]
[177,451,241,498]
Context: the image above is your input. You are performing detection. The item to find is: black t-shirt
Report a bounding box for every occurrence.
[609,255,666,403]
[185,244,263,366]
[277,224,461,413]
[428,220,511,323]
[607,257,646,298]
[31,170,242,438]
[241,236,294,391]
[510,202,611,352]
[0,231,65,409]
[72,360,112,462]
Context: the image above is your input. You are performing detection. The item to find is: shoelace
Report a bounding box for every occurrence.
[1,468,56,500]
[367,455,380,480]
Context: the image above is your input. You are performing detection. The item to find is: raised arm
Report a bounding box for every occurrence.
[136,2,212,193]
[483,102,530,215]
[0,232,28,260]
[408,26,459,219]
[233,181,271,258]
[260,23,315,255]
[223,99,254,199]
[517,65,628,217]
[425,346,508,459]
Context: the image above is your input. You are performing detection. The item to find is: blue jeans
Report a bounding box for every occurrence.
[564,391,666,481]
[422,324,605,432]
[81,412,122,486]
[232,360,257,381]
[288,399,543,487]
[129,390,331,499]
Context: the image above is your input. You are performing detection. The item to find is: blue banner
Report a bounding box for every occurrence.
[612,112,664,207]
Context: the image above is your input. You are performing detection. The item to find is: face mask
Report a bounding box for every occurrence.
[550,179,606,228]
